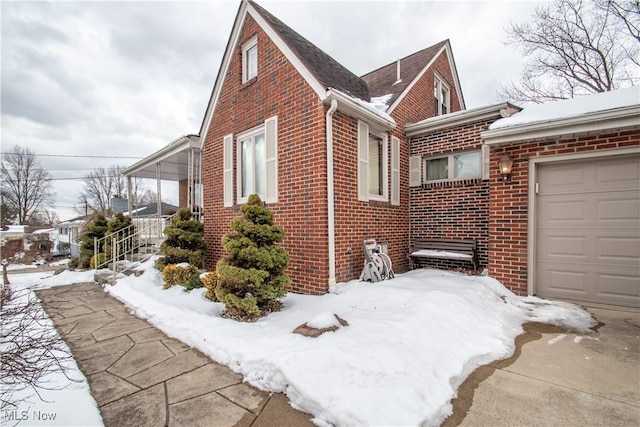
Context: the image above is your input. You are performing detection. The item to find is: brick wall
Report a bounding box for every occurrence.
[489,135,640,295]
[202,14,329,295]
[391,50,461,124]
[409,118,497,270]
[178,179,187,208]
[201,15,464,294]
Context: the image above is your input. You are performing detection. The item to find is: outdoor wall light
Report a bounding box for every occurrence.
[498,155,514,183]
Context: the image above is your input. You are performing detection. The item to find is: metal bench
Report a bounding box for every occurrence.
[409,238,479,270]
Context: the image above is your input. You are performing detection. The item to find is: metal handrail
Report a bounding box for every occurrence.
[94,212,178,276]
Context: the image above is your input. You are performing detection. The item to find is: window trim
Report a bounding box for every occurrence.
[434,74,450,116]
[368,129,389,202]
[236,124,265,204]
[424,149,482,183]
[242,36,258,83]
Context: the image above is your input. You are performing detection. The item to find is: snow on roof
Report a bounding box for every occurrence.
[490,86,640,130]
[369,94,393,113]
[330,88,396,125]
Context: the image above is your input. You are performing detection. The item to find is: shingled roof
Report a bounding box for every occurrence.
[249,1,370,101]
[361,40,448,109]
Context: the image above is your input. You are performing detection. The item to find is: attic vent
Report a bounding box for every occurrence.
[393,59,402,85]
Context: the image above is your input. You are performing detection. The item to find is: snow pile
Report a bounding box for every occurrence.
[370,93,393,112]
[490,85,639,130]
[107,259,595,426]
[3,272,103,426]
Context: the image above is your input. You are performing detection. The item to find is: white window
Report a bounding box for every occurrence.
[242,37,258,82]
[434,74,450,116]
[424,150,481,183]
[357,120,388,202]
[230,116,278,205]
[239,129,266,200]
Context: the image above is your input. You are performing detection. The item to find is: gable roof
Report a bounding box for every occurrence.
[361,40,465,113]
[198,1,464,141]
[249,1,369,101]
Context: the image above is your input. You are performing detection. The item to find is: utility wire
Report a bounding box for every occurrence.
[0,153,144,159]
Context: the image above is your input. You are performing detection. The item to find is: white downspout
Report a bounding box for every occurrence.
[326,99,338,293]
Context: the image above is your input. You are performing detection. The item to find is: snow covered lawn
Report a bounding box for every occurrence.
[1,270,103,427]
[2,260,595,426]
[104,258,595,426]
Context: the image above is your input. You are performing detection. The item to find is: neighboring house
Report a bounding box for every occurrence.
[57,216,90,256]
[407,87,639,308]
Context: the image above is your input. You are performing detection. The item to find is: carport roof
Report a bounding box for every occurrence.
[121,135,200,181]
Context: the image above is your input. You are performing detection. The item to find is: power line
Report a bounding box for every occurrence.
[0,153,144,159]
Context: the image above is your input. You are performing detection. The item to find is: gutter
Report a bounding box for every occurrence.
[326,99,338,293]
[405,102,520,137]
[482,105,640,146]
[325,89,396,131]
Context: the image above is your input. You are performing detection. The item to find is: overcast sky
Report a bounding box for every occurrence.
[1,0,544,221]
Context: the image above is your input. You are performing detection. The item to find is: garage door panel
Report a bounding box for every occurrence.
[537,236,587,261]
[538,163,587,195]
[595,272,640,304]
[596,192,640,226]
[536,153,640,308]
[596,156,640,190]
[538,197,588,225]
[597,236,640,262]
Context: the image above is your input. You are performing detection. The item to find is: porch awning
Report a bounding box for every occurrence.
[122,135,201,182]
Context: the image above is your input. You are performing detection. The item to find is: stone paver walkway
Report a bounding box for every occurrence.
[36,282,314,427]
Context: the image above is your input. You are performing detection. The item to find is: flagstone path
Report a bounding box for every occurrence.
[36,282,313,427]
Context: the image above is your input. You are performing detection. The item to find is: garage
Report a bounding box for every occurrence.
[535,153,640,307]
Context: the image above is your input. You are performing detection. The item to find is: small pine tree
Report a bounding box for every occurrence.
[156,208,206,270]
[215,194,290,321]
[78,214,109,268]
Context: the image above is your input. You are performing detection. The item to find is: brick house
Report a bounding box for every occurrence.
[196,0,465,294]
[124,1,639,307]
[406,87,639,307]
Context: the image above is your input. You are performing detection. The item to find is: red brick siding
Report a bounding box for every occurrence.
[202,15,464,294]
[178,179,188,208]
[489,135,640,295]
[330,111,411,281]
[391,50,462,124]
[409,118,497,269]
[202,15,328,295]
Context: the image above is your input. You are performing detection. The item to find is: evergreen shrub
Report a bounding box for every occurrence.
[214,194,290,321]
[162,264,202,291]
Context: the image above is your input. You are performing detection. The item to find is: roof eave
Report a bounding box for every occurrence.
[326,89,396,130]
[122,135,200,177]
[405,102,521,137]
[481,105,640,146]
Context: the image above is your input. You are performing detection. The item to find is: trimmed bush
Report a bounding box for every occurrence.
[90,253,106,269]
[156,208,206,271]
[201,272,219,301]
[162,264,202,291]
[215,194,290,321]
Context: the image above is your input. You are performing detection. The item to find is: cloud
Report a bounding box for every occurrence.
[1,0,542,220]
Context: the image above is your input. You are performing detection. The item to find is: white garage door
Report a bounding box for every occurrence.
[536,153,640,307]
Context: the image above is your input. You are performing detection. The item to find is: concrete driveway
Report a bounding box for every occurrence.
[447,304,640,427]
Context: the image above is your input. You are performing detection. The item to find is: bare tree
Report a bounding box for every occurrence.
[78,165,127,216]
[499,0,640,104]
[29,209,60,226]
[77,165,157,216]
[0,284,75,410]
[1,146,55,225]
